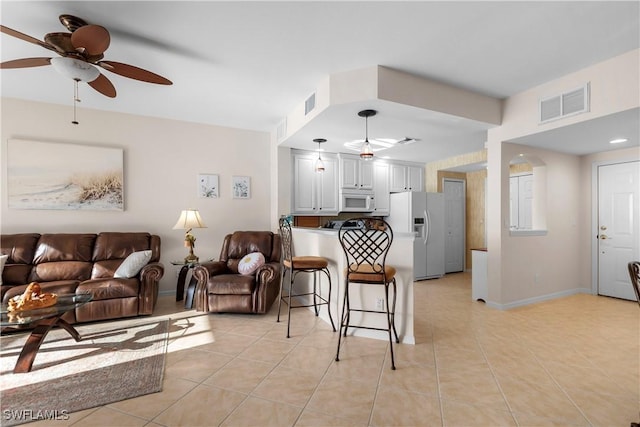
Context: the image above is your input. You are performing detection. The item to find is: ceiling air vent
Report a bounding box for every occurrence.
[304,92,316,116]
[539,83,589,124]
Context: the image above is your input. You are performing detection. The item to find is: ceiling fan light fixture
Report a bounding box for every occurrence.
[313,138,326,172]
[50,56,99,82]
[358,109,377,161]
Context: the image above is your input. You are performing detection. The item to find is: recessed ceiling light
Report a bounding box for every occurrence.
[609,138,628,144]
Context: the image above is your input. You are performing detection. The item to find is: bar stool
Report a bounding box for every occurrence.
[277,217,336,338]
[335,217,399,370]
[628,261,640,307]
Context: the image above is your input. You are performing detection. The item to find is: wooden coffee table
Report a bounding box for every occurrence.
[0,293,92,373]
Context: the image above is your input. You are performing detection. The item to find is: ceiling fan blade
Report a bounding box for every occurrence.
[1,25,57,52]
[88,73,117,98]
[71,25,110,56]
[0,57,52,69]
[98,61,172,85]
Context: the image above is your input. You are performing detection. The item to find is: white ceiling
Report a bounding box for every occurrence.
[1,1,639,163]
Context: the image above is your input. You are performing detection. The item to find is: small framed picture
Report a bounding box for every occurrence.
[198,174,219,198]
[232,176,250,199]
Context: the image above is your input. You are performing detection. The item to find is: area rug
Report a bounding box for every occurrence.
[0,319,169,426]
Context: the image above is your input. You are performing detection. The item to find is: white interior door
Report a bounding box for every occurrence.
[443,179,465,273]
[598,161,640,300]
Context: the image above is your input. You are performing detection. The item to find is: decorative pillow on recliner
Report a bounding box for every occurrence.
[0,254,7,285]
[114,250,152,278]
[238,252,265,275]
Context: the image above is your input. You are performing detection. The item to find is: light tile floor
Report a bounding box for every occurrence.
[29,272,639,426]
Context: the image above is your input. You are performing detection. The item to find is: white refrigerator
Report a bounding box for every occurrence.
[386,192,445,280]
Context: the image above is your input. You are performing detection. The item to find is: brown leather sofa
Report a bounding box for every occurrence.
[194,231,281,314]
[1,232,164,323]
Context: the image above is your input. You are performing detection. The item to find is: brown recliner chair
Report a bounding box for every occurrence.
[193,231,281,314]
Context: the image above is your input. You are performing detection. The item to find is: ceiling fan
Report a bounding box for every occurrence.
[0,14,172,99]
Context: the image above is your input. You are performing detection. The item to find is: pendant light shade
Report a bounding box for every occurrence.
[358,109,377,161]
[314,138,326,172]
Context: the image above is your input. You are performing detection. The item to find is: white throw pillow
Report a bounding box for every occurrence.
[0,254,7,286]
[114,250,152,278]
[238,252,265,275]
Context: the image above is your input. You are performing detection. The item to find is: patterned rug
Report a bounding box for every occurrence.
[0,319,168,426]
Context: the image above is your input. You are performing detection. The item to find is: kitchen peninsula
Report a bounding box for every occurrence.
[290,226,416,344]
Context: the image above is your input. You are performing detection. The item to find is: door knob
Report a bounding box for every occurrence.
[600,234,609,240]
[600,225,607,230]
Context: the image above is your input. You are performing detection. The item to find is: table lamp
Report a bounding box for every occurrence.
[173,209,207,263]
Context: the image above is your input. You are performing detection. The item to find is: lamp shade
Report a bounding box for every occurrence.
[173,209,207,230]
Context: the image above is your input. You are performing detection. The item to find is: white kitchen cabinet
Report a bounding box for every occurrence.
[339,154,373,191]
[371,161,390,215]
[292,151,338,215]
[389,162,424,192]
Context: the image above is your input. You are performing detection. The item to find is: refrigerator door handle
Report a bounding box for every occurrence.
[424,209,430,245]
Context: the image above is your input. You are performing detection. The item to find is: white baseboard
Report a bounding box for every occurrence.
[486,287,593,310]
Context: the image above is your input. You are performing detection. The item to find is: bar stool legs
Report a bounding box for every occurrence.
[335,278,399,370]
[277,266,336,338]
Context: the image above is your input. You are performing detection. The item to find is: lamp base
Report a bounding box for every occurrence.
[184,253,199,264]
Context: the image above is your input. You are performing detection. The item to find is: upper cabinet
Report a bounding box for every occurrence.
[372,161,390,215]
[292,150,339,215]
[339,154,373,191]
[389,162,424,192]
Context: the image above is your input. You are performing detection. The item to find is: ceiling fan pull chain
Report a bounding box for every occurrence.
[72,78,80,125]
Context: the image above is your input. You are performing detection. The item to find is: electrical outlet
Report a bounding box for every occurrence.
[375,297,385,310]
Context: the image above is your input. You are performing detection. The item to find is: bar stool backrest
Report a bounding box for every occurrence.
[339,217,393,280]
[279,217,294,266]
[628,261,640,307]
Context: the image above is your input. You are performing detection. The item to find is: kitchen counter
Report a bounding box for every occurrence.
[291,227,415,344]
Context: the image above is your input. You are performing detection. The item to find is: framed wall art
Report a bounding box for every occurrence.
[232,176,251,199]
[198,174,219,198]
[7,139,124,211]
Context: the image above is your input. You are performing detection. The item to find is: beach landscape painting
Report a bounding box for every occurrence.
[7,139,124,210]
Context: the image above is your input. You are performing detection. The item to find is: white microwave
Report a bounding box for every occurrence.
[339,191,374,212]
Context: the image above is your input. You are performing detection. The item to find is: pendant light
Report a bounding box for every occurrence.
[358,109,376,160]
[313,138,326,172]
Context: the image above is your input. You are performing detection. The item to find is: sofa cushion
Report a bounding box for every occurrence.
[114,250,152,278]
[33,234,96,263]
[227,232,273,260]
[225,232,274,273]
[77,278,139,300]
[1,233,40,264]
[209,274,255,295]
[29,261,93,283]
[75,297,139,322]
[1,264,32,286]
[92,232,152,261]
[0,255,7,285]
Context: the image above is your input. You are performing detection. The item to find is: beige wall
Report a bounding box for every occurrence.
[498,143,584,305]
[491,49,639,143]
[485,49,640,308]
[1,98,272,295]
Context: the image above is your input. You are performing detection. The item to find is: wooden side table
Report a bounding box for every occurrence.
[171,261,205,309]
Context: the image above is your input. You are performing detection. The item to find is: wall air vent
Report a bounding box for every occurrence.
[539,83,589,124]
[304,92,316,116]
[277,118,287,141]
